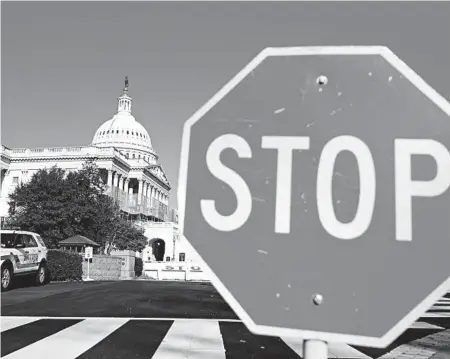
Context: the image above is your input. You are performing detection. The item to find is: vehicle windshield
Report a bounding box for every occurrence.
[35,235,46,247]
[1,233,16,248]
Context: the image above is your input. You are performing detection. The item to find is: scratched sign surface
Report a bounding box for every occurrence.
[179,47,450,347]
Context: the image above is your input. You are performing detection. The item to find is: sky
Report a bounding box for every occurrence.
[2,1,450,209]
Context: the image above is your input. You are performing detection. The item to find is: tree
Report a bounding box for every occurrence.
[107,217,147,252]
[6,161,147,252]
[7,166,73,248]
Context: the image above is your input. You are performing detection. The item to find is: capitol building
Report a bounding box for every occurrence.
[0,78,208,277]
[1,78,178,236]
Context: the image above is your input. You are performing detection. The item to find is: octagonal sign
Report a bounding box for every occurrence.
[178,46,450,348]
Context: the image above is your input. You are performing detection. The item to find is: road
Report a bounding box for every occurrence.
[1,280,449,359]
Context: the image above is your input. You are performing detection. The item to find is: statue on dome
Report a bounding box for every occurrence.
[124,76,129,89]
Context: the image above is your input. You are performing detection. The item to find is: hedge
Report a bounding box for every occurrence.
[135,257,143,277]
[47,249,83,282]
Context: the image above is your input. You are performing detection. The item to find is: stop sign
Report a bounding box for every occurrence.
[178,46,450,348]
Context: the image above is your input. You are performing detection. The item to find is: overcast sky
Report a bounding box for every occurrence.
[2,1,450,208]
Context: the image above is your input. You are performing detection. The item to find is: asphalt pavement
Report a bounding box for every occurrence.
[1,280,449,359]
[1,280,238,319]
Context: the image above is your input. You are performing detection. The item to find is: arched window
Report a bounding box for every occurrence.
[132,154,135,159]
[127,131,129,135]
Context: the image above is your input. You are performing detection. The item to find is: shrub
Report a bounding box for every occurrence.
[135,257,143,277]
[47,249,83,282]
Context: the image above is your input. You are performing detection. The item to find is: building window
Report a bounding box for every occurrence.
[12,177,19,184]
[179,253,185,262]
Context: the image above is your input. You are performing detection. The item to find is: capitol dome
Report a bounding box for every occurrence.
[91,77,157,162]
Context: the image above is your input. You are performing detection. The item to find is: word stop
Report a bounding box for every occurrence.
[200,134,450,241]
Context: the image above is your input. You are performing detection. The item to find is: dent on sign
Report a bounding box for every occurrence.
[200,134,450,241]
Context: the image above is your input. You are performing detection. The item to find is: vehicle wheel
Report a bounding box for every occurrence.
[35,263,48,286]
[1,264,13,292]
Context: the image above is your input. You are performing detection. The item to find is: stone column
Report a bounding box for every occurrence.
[138,179,143,205]
[145,183,151,210]
[119,176,124,191]
[113,172,119,187]
[107,170,113,192]
[148,185,153,209]
[124,178,129,193]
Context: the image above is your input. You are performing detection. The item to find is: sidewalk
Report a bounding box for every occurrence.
[382,329,450,359]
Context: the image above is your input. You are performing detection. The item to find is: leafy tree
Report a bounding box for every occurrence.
[108,217,147,252]
[6,161,147,252]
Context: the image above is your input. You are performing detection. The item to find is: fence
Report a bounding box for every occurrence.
[108,189,178,222]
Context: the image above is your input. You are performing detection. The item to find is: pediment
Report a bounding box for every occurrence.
[148,165,170,187]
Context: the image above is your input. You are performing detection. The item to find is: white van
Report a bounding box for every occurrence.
[1,230,49,291]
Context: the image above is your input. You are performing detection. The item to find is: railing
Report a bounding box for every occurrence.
[108,189,178,223]
[0,146,129,162]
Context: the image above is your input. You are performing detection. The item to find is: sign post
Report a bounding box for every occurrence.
[84,246,93,281]
[304,340,327,359]
[179,46,450,349]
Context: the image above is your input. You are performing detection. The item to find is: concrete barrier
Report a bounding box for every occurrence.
[143,262,209,281]
[82,255,122,280]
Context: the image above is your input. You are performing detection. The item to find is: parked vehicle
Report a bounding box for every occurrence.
[1,230,49,291]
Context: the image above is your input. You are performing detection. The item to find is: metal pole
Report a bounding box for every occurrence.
[303,340,328,359]
[87,258,90,280]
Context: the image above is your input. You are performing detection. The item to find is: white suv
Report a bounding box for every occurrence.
[1,230,49,291]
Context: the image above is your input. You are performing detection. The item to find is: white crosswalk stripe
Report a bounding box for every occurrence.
[1,294,448,359]
[2,318,129,359]
[0,317,40,333]
[152,319,226,359]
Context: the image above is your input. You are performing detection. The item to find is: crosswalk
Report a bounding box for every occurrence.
[1,295,449,359]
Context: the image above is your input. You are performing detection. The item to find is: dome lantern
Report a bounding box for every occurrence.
[118,76,132,113]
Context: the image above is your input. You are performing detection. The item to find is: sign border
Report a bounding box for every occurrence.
[177,46,450,348]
